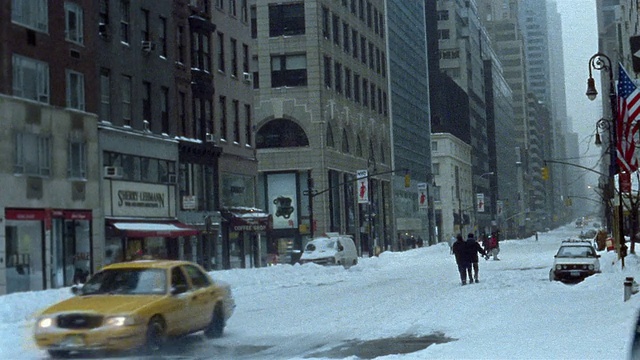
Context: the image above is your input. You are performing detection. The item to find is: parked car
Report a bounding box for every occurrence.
[33,260,235,358]
[299,233,358,268]
[549,239,600,283]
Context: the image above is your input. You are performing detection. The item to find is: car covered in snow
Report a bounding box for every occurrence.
[549,240,600,283]
[33,260,234,358]
[299,233,358,268]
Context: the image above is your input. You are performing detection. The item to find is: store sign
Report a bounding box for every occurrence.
[106,181,174,217]
[267,173,298,229]
[357,170,369,203]
[476,193,485,212]
[182,195,197,210]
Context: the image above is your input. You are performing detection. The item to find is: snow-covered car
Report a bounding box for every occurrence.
[549,240,600,283]
[33,260,235,358]
[299,234,358,268]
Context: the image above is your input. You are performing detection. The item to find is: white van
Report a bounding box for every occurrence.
[299,233,358,268]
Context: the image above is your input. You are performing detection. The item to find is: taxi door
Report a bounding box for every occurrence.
[163,266,198,335]
[182,264,218,331]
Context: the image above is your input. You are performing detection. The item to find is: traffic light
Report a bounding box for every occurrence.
[404,172,411,188]
[541,167,549,180]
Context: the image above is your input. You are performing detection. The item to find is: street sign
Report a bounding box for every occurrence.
[476,193,485,212]
[417,183,427,209]
[356,170,368,203]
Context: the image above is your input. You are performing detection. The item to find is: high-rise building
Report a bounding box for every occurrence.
[251,0,393,259]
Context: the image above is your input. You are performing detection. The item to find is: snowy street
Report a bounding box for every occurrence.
[2,224,640,359]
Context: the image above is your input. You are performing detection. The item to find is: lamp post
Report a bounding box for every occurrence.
[586,52,627,266]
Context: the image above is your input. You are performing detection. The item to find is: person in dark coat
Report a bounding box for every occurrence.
[452,234,472,285]
[466,233,488,283]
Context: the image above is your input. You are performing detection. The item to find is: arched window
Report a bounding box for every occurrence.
[341,129,350,153]
[380,142,385,163]
[256,118,309,148]
[326,123,335,147]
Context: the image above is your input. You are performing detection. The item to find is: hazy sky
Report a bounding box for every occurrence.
[556,0,601,185]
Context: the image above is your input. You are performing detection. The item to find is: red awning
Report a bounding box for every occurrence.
[106,220,199,237]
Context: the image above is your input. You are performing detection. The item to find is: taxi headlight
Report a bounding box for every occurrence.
[104,315,138,327]
[37,317,55,329]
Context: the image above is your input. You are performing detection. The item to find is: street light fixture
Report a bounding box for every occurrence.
[586,52,627,266]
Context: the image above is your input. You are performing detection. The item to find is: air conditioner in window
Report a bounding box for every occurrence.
[205,133,216,143]
[141,41,155,53]
[104,166,123,179]
[168,174,177,184]
[242,72,253,83]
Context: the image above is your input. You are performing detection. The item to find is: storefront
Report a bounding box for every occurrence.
[104,179,199,264]
[5,208,93,293]
[221,207,271,269]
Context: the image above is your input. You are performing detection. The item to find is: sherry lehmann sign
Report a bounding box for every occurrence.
[118,190,165,208]
[107,181,175,218]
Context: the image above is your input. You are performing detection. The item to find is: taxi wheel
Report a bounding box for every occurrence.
[204,304,225,338]
[145,316,166,352]
[47,350,70,358]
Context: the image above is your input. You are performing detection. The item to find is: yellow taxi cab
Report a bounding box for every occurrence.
[33,259,235,358]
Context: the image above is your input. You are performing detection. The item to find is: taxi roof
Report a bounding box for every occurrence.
[102,259,196,270]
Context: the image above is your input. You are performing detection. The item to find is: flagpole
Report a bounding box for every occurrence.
[586,52,628,268]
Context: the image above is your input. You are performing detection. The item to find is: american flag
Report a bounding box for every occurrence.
[616,64,640,173]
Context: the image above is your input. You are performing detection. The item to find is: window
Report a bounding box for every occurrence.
[256,119,309,148]
[66,70,85,110]
[368,42,374,69]
[250,5,257,38]
[360,36,366,64]
[362,78,368,107]
[377,87,382,114]
[241,0,248,22]
[233,100,240,143]
[216,0,223,10]
[379,12,384,38]
[191,32,211,72]
[381,52,386,77]
[242,44,249,73]
[65,2,84,44]
[433,163,440,175]
[229,0,237,16]
[217,32,225,72]
[350,0,356,14]
[324,56,332,88]
[99,0,109,27]
[231,38,238,77]
[353,73,360,103]
[437,29,450,40]
[244,104,252,146]
[431,141,438,152]
[268,3,305,37]
[366,2,372,27]
[141,9,149,42]
[271,54,307,87]
[142,81,151,122]
[358,0,364,20]
[374,8,378,34]
[322,7,330,39]
[334,62,342,94]
[219,96,227,140]
[120,0,130,44]
[177,25,185,63]
[15,132,51,176]
[344,67,351,99]
[100,69,110,121]
[343,22,349,53]
[158,17,167,58]
[179,91,186,135]
[68,141,86,179]
[376,48,380,74]
[437,10,449,21]
[12,54,49,103]
[370,83,375,111]
[382,91,387,115]
[332,14,340,46]
[121,75,132,125]
[352,29,358,58]
[157,86,169,133]
[11,0,48,32]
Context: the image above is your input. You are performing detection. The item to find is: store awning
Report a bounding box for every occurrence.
[221,207,272,232]
[106,220,199,237]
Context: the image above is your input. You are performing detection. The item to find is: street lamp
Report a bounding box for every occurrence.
[586,52,627,265]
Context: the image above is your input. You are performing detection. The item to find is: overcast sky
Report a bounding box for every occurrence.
[556,0,601,186]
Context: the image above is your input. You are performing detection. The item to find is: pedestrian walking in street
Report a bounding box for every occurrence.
[466,233,488,283]
[485,232,500,260]
[452,234,472,285]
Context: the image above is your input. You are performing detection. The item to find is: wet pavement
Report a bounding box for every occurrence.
[305,333,456,359]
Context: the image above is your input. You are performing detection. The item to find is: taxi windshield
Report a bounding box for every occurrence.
[81,268,167,295]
